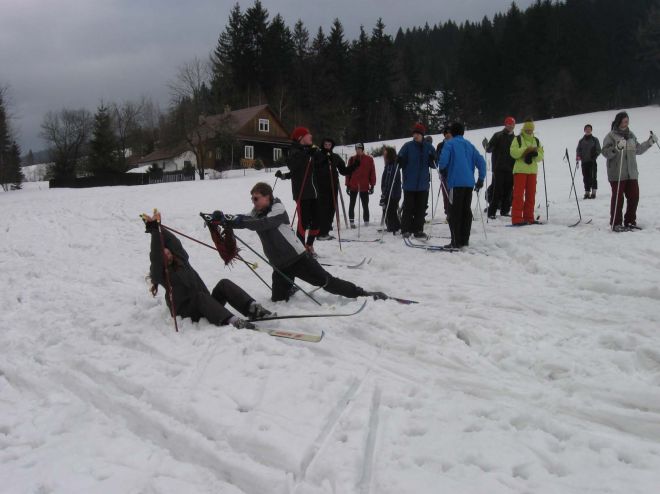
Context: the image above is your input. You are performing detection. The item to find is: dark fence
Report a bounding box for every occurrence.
[49,171,195,189]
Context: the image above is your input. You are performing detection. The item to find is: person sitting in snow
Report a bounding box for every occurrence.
[142,209,273,329]
[214,182,388,303]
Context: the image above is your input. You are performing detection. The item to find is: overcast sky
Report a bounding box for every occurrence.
[1,0,536,154]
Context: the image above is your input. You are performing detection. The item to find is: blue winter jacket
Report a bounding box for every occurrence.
[438,136,487,189]
[397,140,436,192]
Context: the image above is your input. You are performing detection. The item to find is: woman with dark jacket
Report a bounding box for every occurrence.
[601,111,656,231]
[142,210,273,329]
[315,137,348,240]
[380,145,402,233]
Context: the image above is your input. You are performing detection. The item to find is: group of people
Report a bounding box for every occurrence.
[484,111,657,231]
[144,111,658,330]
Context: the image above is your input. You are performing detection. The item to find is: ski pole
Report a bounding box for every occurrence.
[380,163,401,242]
[160,223,268,290]
[231,231,322,306]
[357,184,361,239]
[290,156,313,231]
[611,144,625,231]
[272,176,279,193]
[337,183,349,229]
[541,159,549,222]
[563,150,582,225]
[327,164,342,251]
[146,214,179,333]
[475,189,487,242]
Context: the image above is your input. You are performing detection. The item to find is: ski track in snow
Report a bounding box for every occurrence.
[2,106,660,493]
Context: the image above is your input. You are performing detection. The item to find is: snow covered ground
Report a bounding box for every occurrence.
[2,106,660,494]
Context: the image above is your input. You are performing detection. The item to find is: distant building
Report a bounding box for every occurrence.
[126,144,196,174]
[195,104,291,170]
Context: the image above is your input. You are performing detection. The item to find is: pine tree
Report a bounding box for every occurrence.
[89,105,120,175]
[5,142,24,190]
[0,88,12,190]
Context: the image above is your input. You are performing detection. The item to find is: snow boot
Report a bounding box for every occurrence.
[247,301,274,320]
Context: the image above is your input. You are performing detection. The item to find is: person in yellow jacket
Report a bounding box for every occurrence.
[509,120,545,225]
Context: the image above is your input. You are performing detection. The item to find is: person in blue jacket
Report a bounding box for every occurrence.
[438,122,487,248]
[397,122,436,238]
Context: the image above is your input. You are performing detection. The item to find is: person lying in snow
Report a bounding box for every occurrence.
[142,210,274,329]
[214,182,388,303]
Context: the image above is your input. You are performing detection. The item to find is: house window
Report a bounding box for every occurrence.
[215,148,222,160]
[245,145,254,159]
[258,118,270,132]
[273,147,282,162]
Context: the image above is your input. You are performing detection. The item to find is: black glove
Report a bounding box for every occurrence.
[474,179,484,192]
[524,151,538,164]
[346,186,351,195]
[368,186,374,195]
[379,195,386,207]
[144,220,158,233]
[275,170,283,179]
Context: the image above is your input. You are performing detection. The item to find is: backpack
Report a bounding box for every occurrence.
[516,135,540,147]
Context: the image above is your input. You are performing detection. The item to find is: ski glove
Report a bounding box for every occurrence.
[368,186,374,195]
[649,133,658,145]
[275,169,283,179]
[616,139,626,150]
[346,186,351,195]
[474,178,484,192]
[524,151,538,164]
[379,196,386,207]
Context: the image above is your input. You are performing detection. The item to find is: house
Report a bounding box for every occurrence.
[196,104,291,170]
[126,144,197,174]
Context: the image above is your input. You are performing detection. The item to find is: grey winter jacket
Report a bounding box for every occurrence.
[238,198,306,268]
[576,135,601,163]
[601,129,652,181]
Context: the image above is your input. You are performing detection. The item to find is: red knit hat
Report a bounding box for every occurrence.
[412,122,426,135]
[504,116,516,126]
[290,126,311,141]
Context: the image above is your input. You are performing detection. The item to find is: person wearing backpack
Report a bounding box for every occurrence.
[509,120,544,225]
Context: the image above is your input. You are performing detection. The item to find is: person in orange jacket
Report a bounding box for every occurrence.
[345,143,377,228]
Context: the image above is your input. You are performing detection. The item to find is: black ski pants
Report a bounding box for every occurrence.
[296,198,321,246]
[581,161,597,192]
[348,190,370,223]
[401,190,429,234]
[271,254,366,302]
[487,169,513,217]
[187,279,254,325]
[448,187,473,248]
[384,197,401,232]
[318,192,337,236]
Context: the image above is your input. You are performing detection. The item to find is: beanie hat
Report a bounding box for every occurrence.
[355,142,365,150]
[522,121,535,132]
[412,122,426,135]
[504,116,516,126]
[290,126,311,141]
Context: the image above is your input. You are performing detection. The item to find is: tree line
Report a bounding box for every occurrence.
[20,0,660,182]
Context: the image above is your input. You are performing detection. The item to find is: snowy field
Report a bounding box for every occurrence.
[2,106,660,494]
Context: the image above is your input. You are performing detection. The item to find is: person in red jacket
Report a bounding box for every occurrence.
[345,143,376,228]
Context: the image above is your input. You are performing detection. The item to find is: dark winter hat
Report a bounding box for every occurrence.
[322,137,336,148]
[449,121,465,136]
[612,111,629,130]
[412,122,426,135]
[290,126,311,141]
[355,142,365,150]
[425,135,434,144]
[442,125,451,135]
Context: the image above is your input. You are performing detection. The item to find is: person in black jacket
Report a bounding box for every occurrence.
[315,137,348,240]
[576,124,602,199]
[142,210,273,329]
[218,182,388,303]
[486,116,516,219]
[274,126,321,254]
[435,126,452,218]
[380,145,402,233]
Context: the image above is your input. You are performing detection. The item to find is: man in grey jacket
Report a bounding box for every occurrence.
[219,182,387,302]
[576,124,602,199]
[601,111,657,230]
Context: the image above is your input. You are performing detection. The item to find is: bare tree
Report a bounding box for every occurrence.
[111,99,144,164]
[167,57,211,102]
[40,108,92,180]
